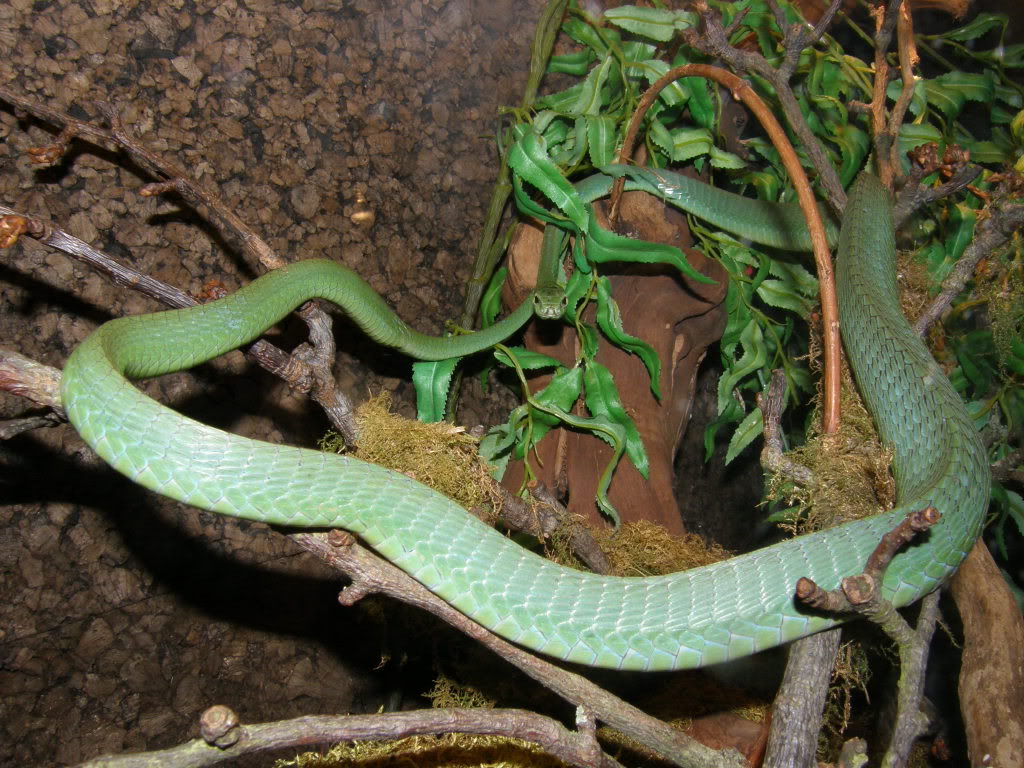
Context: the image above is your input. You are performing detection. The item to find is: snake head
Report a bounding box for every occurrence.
[532,288,568,320]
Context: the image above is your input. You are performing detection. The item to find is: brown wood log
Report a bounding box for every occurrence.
[950,540,1024,768]
[501,190,727,534]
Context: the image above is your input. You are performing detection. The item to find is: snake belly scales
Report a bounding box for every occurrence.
[60,172,988,672]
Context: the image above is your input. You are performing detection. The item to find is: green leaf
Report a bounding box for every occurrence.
[478,421,516,480]
[709,145,746,169]
[595,276,662,398]
[717,321,767,415]
[725,406,764,465]
[578,322,600,361]
[571,55,616,116]
[1005,488,1024,536]
[918,71,996,120]
[512,176,564,226]
[684,76,715,130]
[668,126,714,162]
[583,205,716,284]
[584,360,649,478]
[537,81,585,112]
[480,267,508,328]
[603,5,697,42]
[562,16,610,55]
[933,12,1006,42]
[756,278,815,316]
[769,259,819,298]
[555,117,589,168]
[563,267,592,323]
[885,78,927,119]
[509,365,584,458]
[640,59,691,106]
[587,115,618,167]
[493,346,564,371]
[413,358,460,422]
[961,128,1016,164]
[704,393,745,460]
[508,131,588,230]
[946,203,977,262]
[977,41,1024,68]
[549,50,595,76]
[540,115,570,147]
[742,171,780,201]
[829,123,870,186]
[622,41,658,63]
[954,349,987,394]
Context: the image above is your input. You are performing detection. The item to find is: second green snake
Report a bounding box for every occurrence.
[61,173,987,671]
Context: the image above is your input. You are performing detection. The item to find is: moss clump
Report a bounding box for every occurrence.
[276,733,566,768]
[987,261,1024,373]
[320,392,501,524]
[769,365,895,537]
[592,520,730,577]
[425,676,496,710]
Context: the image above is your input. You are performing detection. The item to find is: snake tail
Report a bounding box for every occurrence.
[61,173,987,671]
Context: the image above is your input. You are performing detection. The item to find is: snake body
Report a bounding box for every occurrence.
[61,173,987,671]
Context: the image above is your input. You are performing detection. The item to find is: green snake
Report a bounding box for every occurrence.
[61,172,987,671]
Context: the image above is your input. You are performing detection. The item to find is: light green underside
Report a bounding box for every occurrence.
[61,173,987,671]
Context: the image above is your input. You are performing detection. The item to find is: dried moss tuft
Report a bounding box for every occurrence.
[769,365,895,537]
[818,641,873,759]
[276,732,566,768]
[425,676,496,710]
[592,520,731,577]
[320,392,501,524]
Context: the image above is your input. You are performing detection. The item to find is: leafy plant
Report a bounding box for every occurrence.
[414,2,1023,550]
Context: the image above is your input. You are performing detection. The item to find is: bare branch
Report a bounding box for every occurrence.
[77,705,622,768]
[0,347,64,415]
[293,531,746,768]
[682,1,846,209]
[792,506,944,764]
[913,196,1024,336]
[760,369,814,486]
[764,629,842,768]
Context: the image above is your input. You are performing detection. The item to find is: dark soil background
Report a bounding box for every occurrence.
[3,1,1019,766]
[0,1,546,764]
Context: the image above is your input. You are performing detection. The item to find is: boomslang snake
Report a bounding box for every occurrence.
[61,172,988,671]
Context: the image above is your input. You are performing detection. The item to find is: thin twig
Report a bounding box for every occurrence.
[0,206,361,440]
[881,589,941,766]
[887,3,919,178]
[0,346,64,415]
[796,506,940,617]
[0,413,63,439]
[893,154,981,228]
[867,0,905,187]
[528,480,612,574]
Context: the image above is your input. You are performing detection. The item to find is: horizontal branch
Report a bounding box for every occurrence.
[76,706,619,768]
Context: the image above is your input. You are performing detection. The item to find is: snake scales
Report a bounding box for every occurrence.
[61,173,988,671]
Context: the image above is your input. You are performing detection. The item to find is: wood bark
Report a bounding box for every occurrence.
[950,540,1024,768]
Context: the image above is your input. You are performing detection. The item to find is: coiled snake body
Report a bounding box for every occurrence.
[61,173,988,671]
